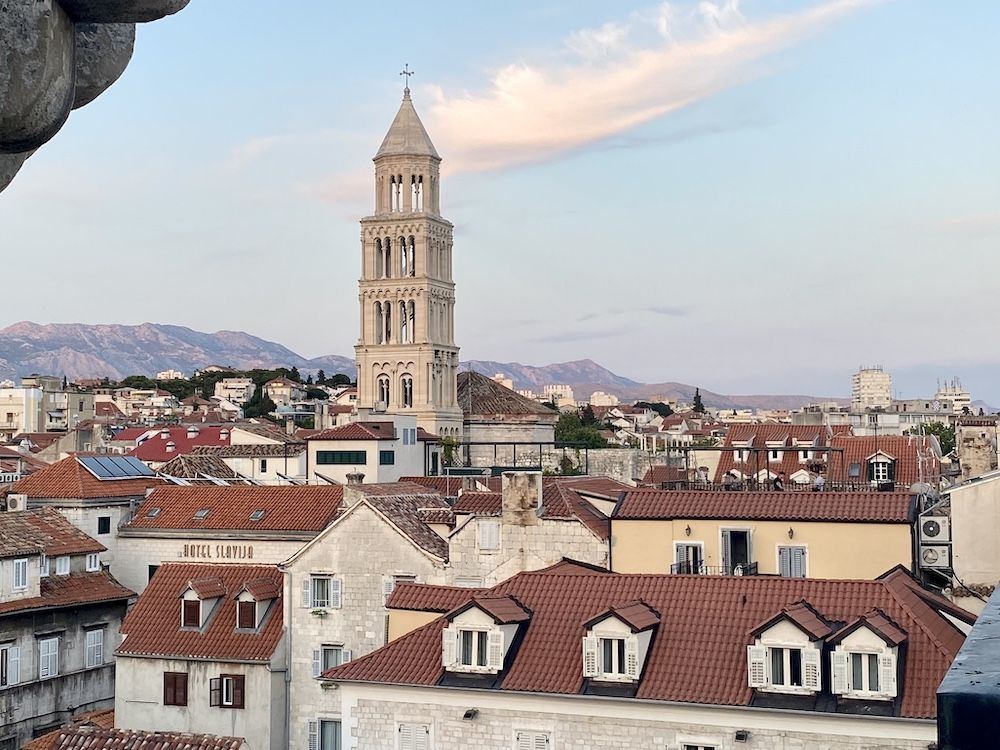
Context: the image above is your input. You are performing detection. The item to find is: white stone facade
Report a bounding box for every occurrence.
[851,367,892,411]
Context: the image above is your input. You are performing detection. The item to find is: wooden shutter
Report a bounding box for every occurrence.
[441,627,457,668]
[878,652,897,697]
[383,577,396,606]
[330,578,343,609]
[790,547,806,578]
[164,673,175,705]
[7,646,19,686]
[238,601,256,629]
[209,677,221,707]
[177,673,187,706]
[312,650,321,678]
[342,648,352,662]
[778,546,791,577]
[516,732,533,750]
[582,635,599,677]
[747,645,767,687]
[886,461,896,482]
[831,650,848,694]
[307,720,319,750]
[231,675,245,708]
[721,530,732,574]
[625,635,639,679]
[301,578,312,608]
[487,629,505,670]
[867,461,876,482]
[802,647,821,690]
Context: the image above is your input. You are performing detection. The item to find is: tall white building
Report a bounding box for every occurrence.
[935,377,972,414]
[851,365,892,411]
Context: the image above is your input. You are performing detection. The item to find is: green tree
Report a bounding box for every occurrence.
[289,366,302,383]
[555,413,607,448]
[305,387,329,400]
[242,384,277,419]
[636,400,673,418]
[692,388,706,414]
[317,369,327,385]
[328,373,352,387]
[580,404,599,426]
[907,422,956,454]
[441,436,458,467]
[305,373,314,385]
[118,375,157,390]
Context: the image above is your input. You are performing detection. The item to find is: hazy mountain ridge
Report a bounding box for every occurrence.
[0,322,839,409]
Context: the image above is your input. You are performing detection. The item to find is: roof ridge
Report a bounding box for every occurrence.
[878,573,956,659]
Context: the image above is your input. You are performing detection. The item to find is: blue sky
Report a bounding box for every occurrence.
[2,1,998,401]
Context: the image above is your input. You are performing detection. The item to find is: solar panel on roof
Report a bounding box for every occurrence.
[78,456,113,478]
[95,455,128,477]
[78,454,156,480]
[121,456,155,476]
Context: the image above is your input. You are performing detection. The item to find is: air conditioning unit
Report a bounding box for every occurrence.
[5,496,20,511]
[920,516,951,543]
[920,545,952,570]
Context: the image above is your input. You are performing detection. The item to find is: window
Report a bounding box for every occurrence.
[86,553,100,572]
[384,574,417,605]
[583,633,638,681]
[85,629,103,668]
[734,449,747,463]
[148,565,159,582]
[163,672,188,706]
[303,576,342,609]
[182,599,201,627]
[237,600,257,629]
[312,645,351,677]
[478,519,500,551]
[379,450,395,466]
[308,720,342,750]
[12,559,27,590]
[55,556,70,576]
[316,451,367,465]
[377,376,390,406]
[848,462,862,478]
[0,644,20,687]
[674,542,703,574]
[747,644,820,692]
[770,646,802,687]
[38,637,58,678]
[870,460,893,483]
[851,652,880,692]
[397,723,429,750]
[209,674,245,709]
[260,459,268,473]
[97,516,111,535]
[515,731,551,750]
[401,376,413,407]
[600,637,626,675]
[40,555,48,578]
[443,625,503,673]
[769,449,781,461]
[832,648,896,698]
[778,546,806,578]
[459,629,489,667]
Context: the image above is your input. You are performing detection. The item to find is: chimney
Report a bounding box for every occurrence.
[342,473,366,508]
[501,472,543,527]
[346,471,365,486]
[285,419,295,436]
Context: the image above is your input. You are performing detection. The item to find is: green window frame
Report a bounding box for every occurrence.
[379,450,395,466]
[316,451,367,465]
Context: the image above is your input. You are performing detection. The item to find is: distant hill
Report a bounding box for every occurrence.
[0,322,839,410]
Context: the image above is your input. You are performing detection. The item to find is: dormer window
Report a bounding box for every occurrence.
[237,600,257,629]
[55,556,70,576]
[13,558,28,590]
[748,600,828,694]
[182,599,201,627]
[442,596,530,675]
[86,553,100,572]
[582,600,659,684]
[828,609,903,700]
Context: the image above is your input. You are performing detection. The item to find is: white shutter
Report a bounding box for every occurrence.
[802,647,821,690]
[342,648,352,663]
[330,578,343,609]
[878,651,897,697]
[487,628,505,670]
[831,650,849,694]
[301,578,312,608]
[307,720,318,750]
[383,577,396,606]
[624,635,639,679]
[399,724,414,750]
[7,646,19,685]
[582,635,599,677]
[534,734,550,750]
[747,645,767,687]
[778,547,791,577]
[442,627,457,668]
[414,725,428,750]
[791,547,806,578]
[516,732,533,750]
[312,649,321,677]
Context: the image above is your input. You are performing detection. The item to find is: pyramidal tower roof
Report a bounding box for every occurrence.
[374,88,441,161]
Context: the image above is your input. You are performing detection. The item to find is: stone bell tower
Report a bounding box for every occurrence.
[354,76,463,440]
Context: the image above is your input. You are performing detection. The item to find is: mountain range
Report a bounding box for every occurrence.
[0,322,840,410]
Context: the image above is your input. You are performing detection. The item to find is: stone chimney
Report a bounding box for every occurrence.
[501,471,543,527]
[342,472,366,508]
[346,471,365,486]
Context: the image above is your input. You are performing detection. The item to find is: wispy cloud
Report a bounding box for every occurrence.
[225,135,284,169]
[531,325,631,344]
[931,210,1000,237]
[577,305,689,323]
[423,0,877,173]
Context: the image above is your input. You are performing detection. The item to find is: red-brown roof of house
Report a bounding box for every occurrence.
[192,443,306,458]
[0,507,107,558]
[13,432,64,452]
[0,569,134,616]
[453,491,500,515]
[613,490,914,524]
[330,566,972,719]
[188,576,227,600]
[584,599,661,632]
[401,476,494,497]
[94,402,125,419]
[118,563,283,661]
[830,608,908,647]
[308,422,397,441]
[30,726,245,750]
[364,492,451,560]
[9,455,165,499]
[21,710,116,750]
[157,453,242,480]
[451,595,532,625]
[389,582,489,613]
[121,485,344,533]
[751,600,836,641]
[826,435,941,486]
[714,424,832,483]
[127,426,233,463]
[0,444,48,474]
[241,578,282,601]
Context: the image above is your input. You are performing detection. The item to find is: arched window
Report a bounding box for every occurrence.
[375,238,383,278]
[399,301,408,343]
[396,174,403,212]
[374,302,383,344]
[401,375,413,408]
[407,300,415,343]
[383,237,391,279]
[389,176,398,212]
[377,375,390,408]
[383,303,391,343]
[416,175,424,211]
[408,236,416,277]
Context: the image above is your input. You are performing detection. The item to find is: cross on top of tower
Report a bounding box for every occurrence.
[400,64,414,97]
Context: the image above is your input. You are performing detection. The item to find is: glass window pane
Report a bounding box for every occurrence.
[770,647,784,685]
[602,639,614,673]
[320,720,340,750]
[868,653,880,692]
[476,631,488,667]
[851,653,863,690]
[789,648,802,686]
[460,630,473,665]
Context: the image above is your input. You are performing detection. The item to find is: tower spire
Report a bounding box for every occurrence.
[399,63,414,98]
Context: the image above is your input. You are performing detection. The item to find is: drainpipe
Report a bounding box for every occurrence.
[283,567,292,750]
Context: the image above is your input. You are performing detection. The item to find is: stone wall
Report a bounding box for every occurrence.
[540,446,666,484]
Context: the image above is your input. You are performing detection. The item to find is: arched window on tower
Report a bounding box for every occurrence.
[383,238,391,279]
[377,375,390,409]
[383,303,391,343]
[401,375,414,408]
[375,238,383,278]
[374,302,383,344]
[407,300,415,343]
[408,236,416,277]
[399,301,408,344]
[399,237,408,276]
[396,174,404,212]
[389,176,398,212]
[411,175,424,212]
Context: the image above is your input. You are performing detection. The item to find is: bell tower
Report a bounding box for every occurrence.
[354,74,463,440]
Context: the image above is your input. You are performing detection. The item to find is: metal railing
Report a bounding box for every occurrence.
[670,561,760,576]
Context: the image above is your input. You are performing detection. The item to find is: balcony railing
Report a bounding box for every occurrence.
[670,561,760,576]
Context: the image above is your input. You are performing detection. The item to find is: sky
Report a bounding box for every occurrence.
[1,1,998,401]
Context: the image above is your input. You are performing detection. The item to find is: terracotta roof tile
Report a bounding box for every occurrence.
[0,569,134,616]
[714,424,832,483]
[365,492,450,560]
[127,426,232,463]
[33,726,244,750]
[330,566,975,719]
[122,485,343,532]
[241,578,281,601]
[751,600,836,641]
[308,422,397,441]
[188,576,227,600]
[388,582,489,613]
[0,508,106,558]
[9,455,165,499]
[192,443,306,458]
[400,475,493,497]
[830,607,907,647]
[614,489,914,523]
[453,491,501,515]
[418,507,455,526]
[584,599,660,632]
[452,595,532,625]
[158,453,242,480]
[21,710,116,750]
[118,563,283,661]
[827,435,941,486]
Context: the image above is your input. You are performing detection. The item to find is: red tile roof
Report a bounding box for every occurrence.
[452,595,532,625]
[9,455,165,499]
[827,435,942,486]
[118,563,283,661]
[330,566,973,719]
[751,600,836,640]
[21,710,116,750]
[127,426,232,462]
[94,402,124,419]
[308,422,397,441]
[714,424,833,483]
[584,600,660,632]
[613,490,914,524]
[389,582,488,613]
[0,508,107,558]
[122,485,344,533]
[401,475,494,497]
[0,569,134,616]
[453,491,501,515]
[192,443,306,458]
[188,576,227,599]
[31,726,245,750]
[157,453,242,479]
[13,432,64,452]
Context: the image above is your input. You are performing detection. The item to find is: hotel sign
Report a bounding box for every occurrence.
[182,543,255,560]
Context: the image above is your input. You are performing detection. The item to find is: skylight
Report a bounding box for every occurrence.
[194,509,210,520]
[145,507,161,518]
[249,510,266,521]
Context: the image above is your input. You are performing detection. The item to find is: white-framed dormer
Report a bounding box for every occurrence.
[179,577,226,630]
[582,600,660,684]
[747,601,829,695]
[732,440,750,463]
[441,595,529,675]
[828,610,902,701]
[765,440,785,463]
[234,580,278,632]
[866,451,896,485]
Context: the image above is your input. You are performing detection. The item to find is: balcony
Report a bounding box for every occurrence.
[670,561,760,576]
